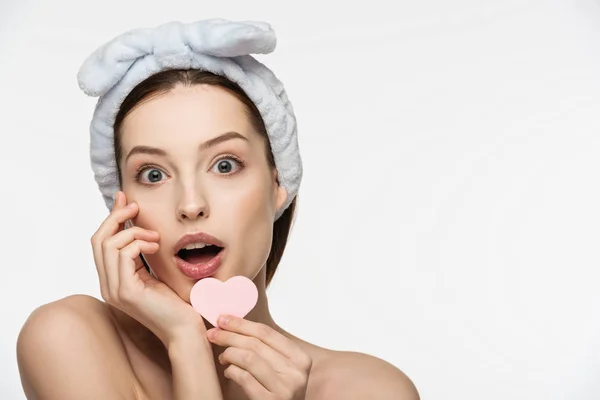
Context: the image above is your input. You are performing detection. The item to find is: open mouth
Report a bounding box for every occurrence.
[176,245,224,265]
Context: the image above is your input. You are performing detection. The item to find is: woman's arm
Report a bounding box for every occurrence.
[167,329,223,400]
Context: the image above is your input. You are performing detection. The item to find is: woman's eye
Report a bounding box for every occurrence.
[136,157,242,184]
[211,157,242,174]
[138,168,165,184]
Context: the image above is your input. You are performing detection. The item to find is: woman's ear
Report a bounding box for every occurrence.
[275,185,288,212]
[272,169,288,212]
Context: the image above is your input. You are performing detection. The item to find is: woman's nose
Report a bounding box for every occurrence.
[176,190,209,221]
[178,205,208,220]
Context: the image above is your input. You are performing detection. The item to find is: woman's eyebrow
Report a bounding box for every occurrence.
[124,131,248,163]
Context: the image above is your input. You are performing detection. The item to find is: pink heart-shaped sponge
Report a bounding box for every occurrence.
[190,276,258,327]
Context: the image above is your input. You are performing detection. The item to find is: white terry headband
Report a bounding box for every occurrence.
[77,19,302,221]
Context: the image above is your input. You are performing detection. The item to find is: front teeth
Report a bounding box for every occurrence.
[182,242,213,250]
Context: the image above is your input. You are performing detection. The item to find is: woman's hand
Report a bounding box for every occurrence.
[90,190,206,347]
[206,315,313,400]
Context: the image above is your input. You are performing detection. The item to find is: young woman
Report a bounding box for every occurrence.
[16,20,419,400]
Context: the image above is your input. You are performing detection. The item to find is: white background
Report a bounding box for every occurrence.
[1,0,600,399]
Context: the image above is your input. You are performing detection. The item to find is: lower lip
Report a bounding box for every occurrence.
[174,248,224,280]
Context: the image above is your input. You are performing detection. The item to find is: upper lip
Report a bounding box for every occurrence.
[173,231,225,254]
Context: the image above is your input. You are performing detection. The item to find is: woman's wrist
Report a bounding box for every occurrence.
[166,324,211,354]
[167,325,223,400]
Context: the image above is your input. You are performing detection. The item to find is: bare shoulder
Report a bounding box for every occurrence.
[16,294,139,400]
[308,350,420,400]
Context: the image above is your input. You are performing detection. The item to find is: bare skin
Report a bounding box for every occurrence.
[17,294,418,399]
[16,84,419,400]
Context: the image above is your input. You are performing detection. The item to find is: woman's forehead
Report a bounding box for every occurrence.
[123,85,251,128]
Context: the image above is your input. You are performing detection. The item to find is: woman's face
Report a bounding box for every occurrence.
[118,84,287,302]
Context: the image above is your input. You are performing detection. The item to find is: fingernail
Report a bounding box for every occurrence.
[126,202,136,209]
[207,329,217,340]
[113,192,119,205]
[218,316,229,326]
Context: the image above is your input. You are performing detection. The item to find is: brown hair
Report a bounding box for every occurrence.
[112,69,297,287]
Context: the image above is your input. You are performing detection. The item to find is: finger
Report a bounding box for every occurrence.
[91,190,128,299]
[118,239,160,296]
[94,191,139,244]
[131,255,158,285]
[90,234,108,300]
[96,192,154,297]
[107,226,160,251]
[224,364,272,400]
[102,227,158,298]
[111,239,159,301]
[218,346,286,393]
[208,329,294,374]
[216,316,312,370]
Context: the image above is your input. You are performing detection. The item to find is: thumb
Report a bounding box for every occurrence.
[136,255,158,284]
